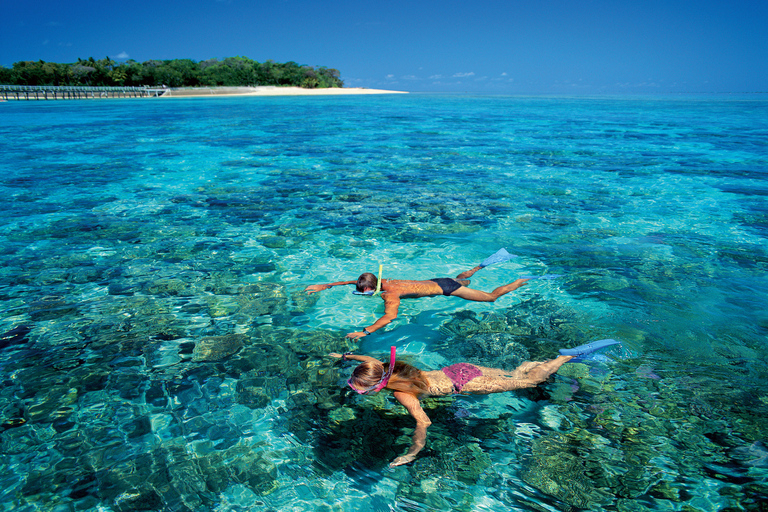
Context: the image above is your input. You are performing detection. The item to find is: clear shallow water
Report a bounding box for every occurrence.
[0,94,766,511]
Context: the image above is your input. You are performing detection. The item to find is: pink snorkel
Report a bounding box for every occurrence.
[348,346,396,394]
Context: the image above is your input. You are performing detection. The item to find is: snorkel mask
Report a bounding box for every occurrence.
[348,346,396,394]
[352,264,383,296]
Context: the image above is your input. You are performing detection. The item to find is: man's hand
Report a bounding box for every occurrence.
[304,284,330,294]
[328,353,343,359]
[346,331,367,340]
[389,454,416,467]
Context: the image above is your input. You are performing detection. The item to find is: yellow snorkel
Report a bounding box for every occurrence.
[372,263,383,296]
[351,263,384,297]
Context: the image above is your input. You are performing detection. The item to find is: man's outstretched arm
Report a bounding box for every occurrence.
[304,280,357,294]
[346,296,401,340]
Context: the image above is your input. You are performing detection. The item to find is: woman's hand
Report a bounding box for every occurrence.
[389,454,416,467]
[328,353,343,359]
[304,284,330,294]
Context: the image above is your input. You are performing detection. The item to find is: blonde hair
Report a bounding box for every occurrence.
[350,360,430,395]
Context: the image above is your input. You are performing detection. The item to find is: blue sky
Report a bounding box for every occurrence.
[2,0,767,94]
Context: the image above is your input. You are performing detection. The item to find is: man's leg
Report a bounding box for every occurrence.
[455,266,482,280]
[449,278,529,302]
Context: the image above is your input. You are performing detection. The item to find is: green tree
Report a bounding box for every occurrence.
[72,59,96,85]
[0,56,345,88]
[167,59,201,86]
[0,66,15,85]
[121,60,145,86]
[316,67,343,88]
[109,67,127,84]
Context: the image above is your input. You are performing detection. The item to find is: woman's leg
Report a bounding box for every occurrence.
[461,356,573,394]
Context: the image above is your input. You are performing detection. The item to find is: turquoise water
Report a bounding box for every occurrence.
[1,93,767,511]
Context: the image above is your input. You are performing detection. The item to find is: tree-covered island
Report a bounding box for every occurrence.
[0,56,344,89]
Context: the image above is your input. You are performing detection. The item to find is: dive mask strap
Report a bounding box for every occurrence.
[370,346,396,393]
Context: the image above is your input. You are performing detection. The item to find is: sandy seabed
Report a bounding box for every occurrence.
[161,86,407,98]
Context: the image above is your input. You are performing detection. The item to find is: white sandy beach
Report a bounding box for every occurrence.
[161,86,407,98]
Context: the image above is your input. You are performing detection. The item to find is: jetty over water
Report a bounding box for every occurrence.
[0,85,167,100]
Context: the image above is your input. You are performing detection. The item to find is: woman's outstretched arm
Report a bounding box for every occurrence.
[390,391,432,467]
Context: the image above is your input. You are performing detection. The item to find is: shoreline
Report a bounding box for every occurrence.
[161,86,408,98]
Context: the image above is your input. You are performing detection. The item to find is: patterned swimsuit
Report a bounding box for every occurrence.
[441,363,483,393]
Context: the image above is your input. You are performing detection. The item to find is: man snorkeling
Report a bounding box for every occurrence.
[304,249,529,340]
[330,339,620,467]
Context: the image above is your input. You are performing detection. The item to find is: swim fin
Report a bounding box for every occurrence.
[479,248,516,268]
[560,338,620,362]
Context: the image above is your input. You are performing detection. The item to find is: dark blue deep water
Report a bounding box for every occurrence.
[0,94,766,511]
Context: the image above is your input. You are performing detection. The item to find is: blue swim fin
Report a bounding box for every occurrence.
[479,248,516,268]
[560,339,620,362]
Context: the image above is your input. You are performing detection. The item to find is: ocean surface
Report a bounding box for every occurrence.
[0,93,766,511]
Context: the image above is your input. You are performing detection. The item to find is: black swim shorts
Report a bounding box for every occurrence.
[429,278,462,296]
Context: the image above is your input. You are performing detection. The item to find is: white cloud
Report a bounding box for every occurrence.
[429,74,444,79]
[452,72,475,78]
[386,74,396,79]
[114,51,130,60]
[501,72,507,76]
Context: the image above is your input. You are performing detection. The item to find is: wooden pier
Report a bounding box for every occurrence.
[0,85,168,100]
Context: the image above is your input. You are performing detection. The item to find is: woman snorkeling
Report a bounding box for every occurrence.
[330,339,619,467]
